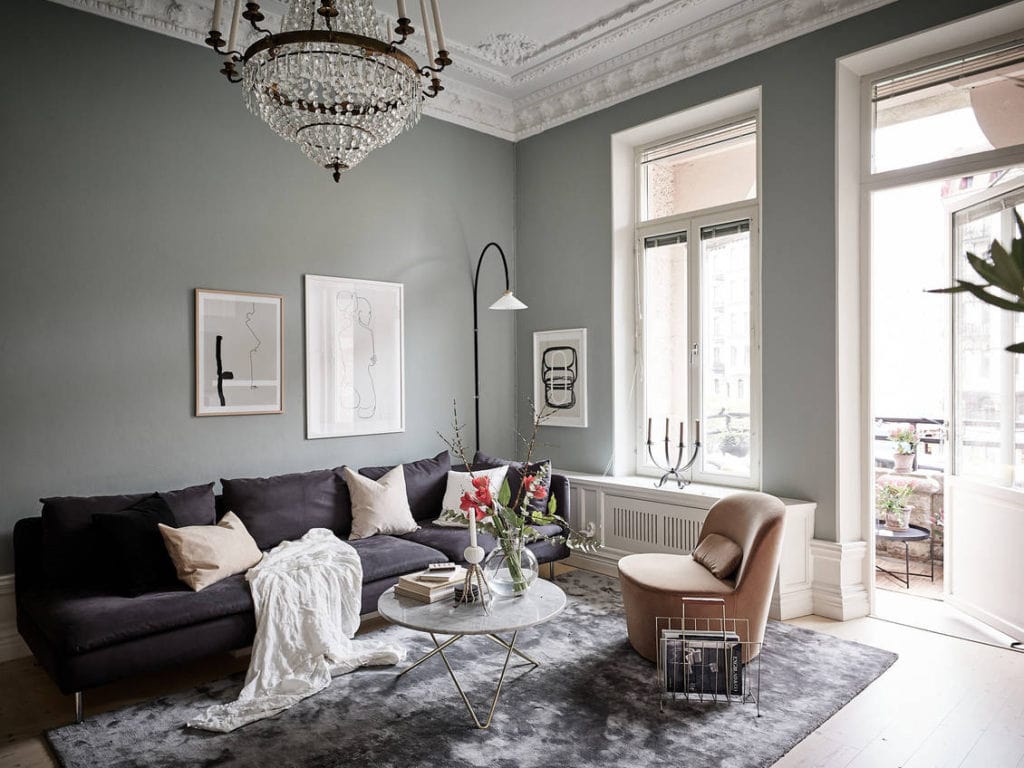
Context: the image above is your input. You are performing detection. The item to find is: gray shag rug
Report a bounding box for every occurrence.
[47,570,896,768]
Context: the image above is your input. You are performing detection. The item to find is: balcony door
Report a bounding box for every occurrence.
[946,184,1024,642]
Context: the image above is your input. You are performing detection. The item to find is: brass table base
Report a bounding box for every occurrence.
[397,631,540,729]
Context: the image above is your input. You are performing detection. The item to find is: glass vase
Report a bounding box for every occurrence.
[483,531,539,597]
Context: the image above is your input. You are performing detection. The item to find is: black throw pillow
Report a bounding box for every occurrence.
[92,494,180,597]
[472,451,553,518]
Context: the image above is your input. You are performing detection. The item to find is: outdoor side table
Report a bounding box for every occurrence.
[875,522,934,588]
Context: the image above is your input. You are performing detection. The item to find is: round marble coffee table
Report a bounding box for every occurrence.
[378,579,567,729]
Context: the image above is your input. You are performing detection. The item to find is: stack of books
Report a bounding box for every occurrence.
[394,566,468,603]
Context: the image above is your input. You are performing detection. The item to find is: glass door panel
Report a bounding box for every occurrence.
[953,189,1024,489]
[699,219,752,479]
[640,230,688,470]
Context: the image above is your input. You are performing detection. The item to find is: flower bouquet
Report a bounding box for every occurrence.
[439,401,598,596]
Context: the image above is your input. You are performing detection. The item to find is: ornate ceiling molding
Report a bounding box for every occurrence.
[46,0,897,142]
[512,0,900,138]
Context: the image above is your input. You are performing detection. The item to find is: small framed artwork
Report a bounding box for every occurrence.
[533,328,588,428]
[195,289,283,416]
[305,274,405,439]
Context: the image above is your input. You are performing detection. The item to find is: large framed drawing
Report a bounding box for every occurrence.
[533,328,588,428]
[305,275,405,439]
[195,289,283,416]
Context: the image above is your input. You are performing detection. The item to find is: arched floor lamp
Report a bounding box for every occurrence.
[473,242,527,451]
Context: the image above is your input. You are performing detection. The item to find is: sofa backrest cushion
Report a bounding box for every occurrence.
[41,492,152,585]
[39,482,220,586]
[158,482,216,527]
[221,468,352,549]
[357,451,451,521]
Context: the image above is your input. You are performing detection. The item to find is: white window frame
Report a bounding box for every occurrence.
[632,117,762,489]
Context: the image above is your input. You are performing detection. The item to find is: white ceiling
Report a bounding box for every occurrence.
[48,0,896,140]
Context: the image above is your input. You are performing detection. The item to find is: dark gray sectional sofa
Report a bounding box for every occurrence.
[13,451,569,715]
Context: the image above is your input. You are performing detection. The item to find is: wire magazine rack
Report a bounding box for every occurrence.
[656,597,763,716]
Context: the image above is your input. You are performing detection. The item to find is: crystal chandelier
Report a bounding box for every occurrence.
[205,0,452,181]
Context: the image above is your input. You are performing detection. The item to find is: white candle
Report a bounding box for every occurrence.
[226,0,242,51]
[695,419,701,443]
[469,508,478,548]
[211,0,223,31]
[385,14,394,43]
[397,0,407,20]
[419,0,435,63]
[429,0,446,52]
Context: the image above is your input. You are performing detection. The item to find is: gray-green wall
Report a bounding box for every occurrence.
[514,0,1009,541]
[0,0,516,572]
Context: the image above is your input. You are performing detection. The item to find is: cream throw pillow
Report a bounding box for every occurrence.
[436,466,509,527]
[158,512,263,591]
[343,465,420,540]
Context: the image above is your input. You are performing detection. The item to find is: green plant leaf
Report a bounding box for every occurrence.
[986,240,1024,292]
[547,494,557,516]
[926,284,972,294]
[959,282,1024,312]
[1006,341,1024,354]
[498,478,511,507]
[966,250,1006,288]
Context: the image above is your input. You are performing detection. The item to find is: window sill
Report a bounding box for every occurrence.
[557,470,811,508]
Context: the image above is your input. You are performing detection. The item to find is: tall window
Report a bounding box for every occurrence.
[636,117,760,485]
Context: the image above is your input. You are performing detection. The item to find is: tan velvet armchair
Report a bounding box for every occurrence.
[618,491,786,663]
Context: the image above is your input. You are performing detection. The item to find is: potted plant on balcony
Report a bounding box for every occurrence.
[888,423,918,473]
[877,479,914,531]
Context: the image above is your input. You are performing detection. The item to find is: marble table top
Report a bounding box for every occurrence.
[377,578,567,635]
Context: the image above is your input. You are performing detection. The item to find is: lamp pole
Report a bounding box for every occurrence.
[472,242,517,452]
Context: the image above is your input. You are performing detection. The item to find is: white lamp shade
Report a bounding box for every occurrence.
[489,290,527,311]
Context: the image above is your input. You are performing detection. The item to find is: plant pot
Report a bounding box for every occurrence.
[885,505,912,531]
[483,532,539,597]
[892,453,914,473]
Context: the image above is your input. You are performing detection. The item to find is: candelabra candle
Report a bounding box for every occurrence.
[647,417,652,444]
[679,420,685,446]
[419,0,436,65]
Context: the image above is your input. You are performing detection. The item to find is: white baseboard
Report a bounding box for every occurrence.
[565,552,620,579]
[772,586,815,622]
[0,574,30,662]
[810,539,870,621]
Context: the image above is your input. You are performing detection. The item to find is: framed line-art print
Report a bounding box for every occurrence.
[533,328,588,428]
[305,274,405,439]
[195,289,283,416]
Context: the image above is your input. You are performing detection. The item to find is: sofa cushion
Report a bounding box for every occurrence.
[357,451,451,521]
[401,521,565,563]
[19,573,255,655]
[158,482,216,527]
[473,452,553,517]
[402,521,497,562]
[347,536,447,583]
[92,494,179,597]
[221,468,351,549]
[40,492,152,585]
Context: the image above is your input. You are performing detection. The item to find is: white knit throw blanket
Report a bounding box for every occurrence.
[188,528,405,733]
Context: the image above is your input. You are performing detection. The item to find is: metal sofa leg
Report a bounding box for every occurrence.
[547,561,555,580]
[74,691,83,724]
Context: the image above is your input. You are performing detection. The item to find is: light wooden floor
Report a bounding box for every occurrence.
[3,568,1023,768]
